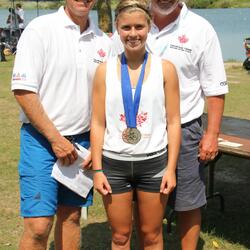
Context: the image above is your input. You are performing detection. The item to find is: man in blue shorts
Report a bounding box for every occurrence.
[11,0,112,249]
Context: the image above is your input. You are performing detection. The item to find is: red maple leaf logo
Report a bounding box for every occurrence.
[178,35,189,44]
[120,114,126,122]
[137,112,148,127]
[119,112,148,127]
[97,49,106,58]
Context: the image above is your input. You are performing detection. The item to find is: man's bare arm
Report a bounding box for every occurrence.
[199,95,225,161]
[14,90,78,165]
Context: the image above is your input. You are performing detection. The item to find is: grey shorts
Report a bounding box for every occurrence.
[169,118,206,211]
[102,153,168,194]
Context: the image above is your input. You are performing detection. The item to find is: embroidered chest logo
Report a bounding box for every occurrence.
[169,34,192,54]
[120,112,148,127]
[97,49,106,58]
[178,35,189,44]
[93,49,106,64]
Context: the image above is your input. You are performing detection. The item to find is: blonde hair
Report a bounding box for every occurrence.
[115,0,151,24]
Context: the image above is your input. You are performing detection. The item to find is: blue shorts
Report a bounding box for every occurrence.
[19,124,93,218]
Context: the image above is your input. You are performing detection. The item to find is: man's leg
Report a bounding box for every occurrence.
[173,119,206,250]
[18,125,59,250]
[54,205,82,250]
[178,208,201,250]
[54,133,92,249]
[19,216,54,250]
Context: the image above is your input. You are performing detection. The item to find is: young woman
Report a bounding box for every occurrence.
[91,1,181,249]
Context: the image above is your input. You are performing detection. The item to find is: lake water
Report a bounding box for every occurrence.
[0,7,249,61]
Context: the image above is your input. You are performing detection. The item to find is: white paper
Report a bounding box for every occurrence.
[219,141,242,148]
[51,143,93,198]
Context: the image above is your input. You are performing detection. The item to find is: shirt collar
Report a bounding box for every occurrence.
[151,2,189,34]
[57,6,76,27]
[82,17,96,36]
[57,6,96,36]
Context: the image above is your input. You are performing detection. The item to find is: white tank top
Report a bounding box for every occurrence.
[103,54,167,155]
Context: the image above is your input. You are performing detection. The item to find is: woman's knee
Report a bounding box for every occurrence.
[112,231,131,247]
[141,227,163,247]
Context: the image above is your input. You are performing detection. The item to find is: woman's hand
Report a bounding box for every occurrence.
[160,169,176,195]
[93,172,112,195]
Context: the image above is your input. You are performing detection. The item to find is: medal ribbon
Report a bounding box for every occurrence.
[121,52,148,128]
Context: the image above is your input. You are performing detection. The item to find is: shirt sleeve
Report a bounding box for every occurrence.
[11,27,45,93]
[199,31,229,96]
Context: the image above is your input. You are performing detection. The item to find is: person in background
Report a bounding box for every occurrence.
[11,0,112,249]
[0,28,7,61]
[15,3,25,29]
[6,8,21,29]
[111,0,229,249]
[91,1,181,249]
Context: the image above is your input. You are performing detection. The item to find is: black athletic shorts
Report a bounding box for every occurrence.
[102,153,168,194]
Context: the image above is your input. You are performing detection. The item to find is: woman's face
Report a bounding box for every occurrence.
[150,0,179,16]
[116,10,150,53]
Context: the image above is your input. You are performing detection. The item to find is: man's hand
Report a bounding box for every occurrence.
[199,132,218,162]
[51,136,78,165]
[201,95,225,162]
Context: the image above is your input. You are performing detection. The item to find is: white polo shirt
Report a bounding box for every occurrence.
[111,3,228,124]
[12,6,112,135]
[147,3,228,123]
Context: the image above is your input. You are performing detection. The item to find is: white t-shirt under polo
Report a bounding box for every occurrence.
[103,54,167,155]
[11,6,112,135]
[147,3,228,124]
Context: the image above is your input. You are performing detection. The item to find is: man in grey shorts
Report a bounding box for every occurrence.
[172,118,205,211]
[147,1,229,249]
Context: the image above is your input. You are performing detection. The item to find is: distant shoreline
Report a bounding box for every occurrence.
[1,1,250,10]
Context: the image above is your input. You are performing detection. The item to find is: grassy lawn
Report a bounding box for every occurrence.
[0,56,250,249]
[224,62,250,119]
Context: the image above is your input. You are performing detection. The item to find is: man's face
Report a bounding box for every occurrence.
[150,0,179,16]
[65,0,95,19]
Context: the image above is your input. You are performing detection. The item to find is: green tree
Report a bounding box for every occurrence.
[187,0,214,8]
[97,0,112,33]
